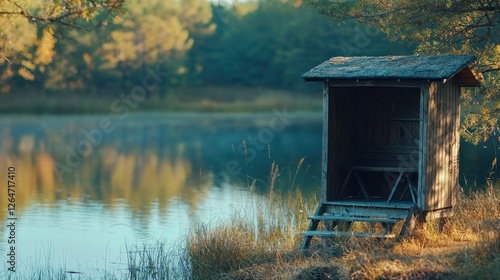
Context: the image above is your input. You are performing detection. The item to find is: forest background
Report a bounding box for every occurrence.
[0,0,414,114]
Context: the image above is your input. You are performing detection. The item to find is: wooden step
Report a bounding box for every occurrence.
[308,215,399,223]
[302,231,396,238]
[322,202,414,219]
[323,200,415,209]
[300,202,417,251]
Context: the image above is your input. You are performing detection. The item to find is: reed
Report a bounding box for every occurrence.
[126,241,190,280]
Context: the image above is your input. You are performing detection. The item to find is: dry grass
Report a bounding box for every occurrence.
[186,186,317,280]
[126,241,190,280]
[183,184,500,280]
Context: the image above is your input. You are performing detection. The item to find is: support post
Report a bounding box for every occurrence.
[321,81,329,202]
[418,83,429,212]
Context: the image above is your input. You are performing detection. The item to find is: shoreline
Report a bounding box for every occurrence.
[0,87,323,115]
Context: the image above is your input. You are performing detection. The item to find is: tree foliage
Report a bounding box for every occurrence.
[0,0,124,91]
[310,0,500,143]
[1,0,414,96]
[194,0,413,90]
[0,0,124,28]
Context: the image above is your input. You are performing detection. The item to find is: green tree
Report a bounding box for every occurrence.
[196,0,412,90]
[309,0,500,143]
[94,0,214,93]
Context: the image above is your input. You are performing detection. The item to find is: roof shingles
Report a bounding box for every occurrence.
[301,55,477,84]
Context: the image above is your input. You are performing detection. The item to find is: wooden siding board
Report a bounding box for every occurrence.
[450,82,456,207]
[444,82,450,209]
[438,82,445,210]
[424,81,458,212]
[449,81,457,207]
[322,81,329,202]
[419,83,429,211]
[442,80,458,210]
[447,82,454,208]
[444,84,450,208]
[451,80,460,206]
[328,86,337,201]
[427,82,438,211]
[448,82,455,208]
[444,82,450,208]
[427,81,441,211]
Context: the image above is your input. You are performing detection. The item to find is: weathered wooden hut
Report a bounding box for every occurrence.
[300,55,480,249]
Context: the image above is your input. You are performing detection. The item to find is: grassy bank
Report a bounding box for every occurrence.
[123,182,500,280]
[11,183,499,279]
[178,185,499,280]
[0,87,322,114]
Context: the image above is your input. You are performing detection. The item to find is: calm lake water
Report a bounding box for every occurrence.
[0,112,324,277]
[0,111,493,277]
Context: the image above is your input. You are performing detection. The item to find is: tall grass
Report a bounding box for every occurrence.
[182,184,499,280]
[186,188,317,279]
[184,156,318,279]
[126,241,190,280]
[121,169,499,279]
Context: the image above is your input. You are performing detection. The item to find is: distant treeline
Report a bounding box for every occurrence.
[2,0,414,96]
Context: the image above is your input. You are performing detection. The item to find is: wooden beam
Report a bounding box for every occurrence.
[338,169,353,199]
[387,171,404,203]
[328,80,423,88]
[370,117,420,121]
[301,231,396,238]
[300,202,325,250]
[353,171,370,199]
[407,175,417,203]
[344,166,418,172]
[308,215,400,223]
[323,200,414,208]
[398,206,417,238]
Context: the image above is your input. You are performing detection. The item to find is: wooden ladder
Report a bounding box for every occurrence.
[300,201,416,251]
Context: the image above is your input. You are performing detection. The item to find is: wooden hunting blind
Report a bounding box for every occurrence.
[300,55,480,249]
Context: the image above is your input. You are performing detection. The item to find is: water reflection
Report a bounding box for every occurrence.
[0,113,323,273]
[0,113,322,207]
[1,130,204,220]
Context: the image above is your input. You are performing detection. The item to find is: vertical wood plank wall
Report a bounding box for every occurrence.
[424,80,460,211]
[451,81,460,207]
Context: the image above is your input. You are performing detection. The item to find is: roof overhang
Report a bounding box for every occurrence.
[448,65,481,87]
[302,55,481,87]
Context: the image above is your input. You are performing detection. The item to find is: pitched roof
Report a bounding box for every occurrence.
[302,55,480,86]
